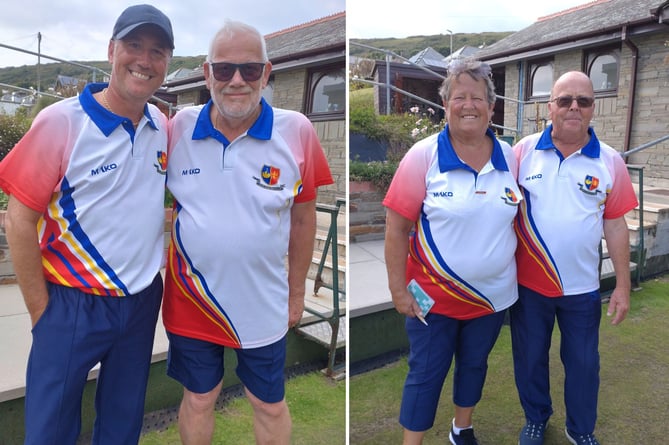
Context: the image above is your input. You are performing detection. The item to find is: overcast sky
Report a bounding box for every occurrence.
[0,0,345,68]
[348,0,594,38]
[1,0,599,69]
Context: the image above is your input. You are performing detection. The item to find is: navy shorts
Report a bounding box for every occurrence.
[167,333,287,404]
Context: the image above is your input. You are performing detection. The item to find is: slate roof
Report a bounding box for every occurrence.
[265,11,345,62]
[477,0,667,61]
[55,75,80,87]
[408,47,448,68]
[443,45,482,64]
[165,67,198,82]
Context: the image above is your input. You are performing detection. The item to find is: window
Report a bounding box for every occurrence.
[586,48,619,94]
[306,65,345,120]
[527,61,553,99]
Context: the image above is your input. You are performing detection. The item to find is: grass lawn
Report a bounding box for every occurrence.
[139,371,345,445]
[350,276,669,444]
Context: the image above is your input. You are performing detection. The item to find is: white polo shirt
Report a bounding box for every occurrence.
[0,83,168,296]
[514,125,638,296]
[162,99,333,348]
[384,126,521,320]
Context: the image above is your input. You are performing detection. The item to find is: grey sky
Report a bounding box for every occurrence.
[0,0,345,68]
[348,0,594,38]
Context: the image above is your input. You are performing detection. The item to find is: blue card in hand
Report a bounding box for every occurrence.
[407,279,435,325]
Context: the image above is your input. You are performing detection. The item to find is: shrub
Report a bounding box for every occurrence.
[349,159,399,192]
[0,190,7,210]
[349,87,445,164]
[349,82,446,192]
[31,95,60,117]
[0,112,32,162]
[349,88,382,138]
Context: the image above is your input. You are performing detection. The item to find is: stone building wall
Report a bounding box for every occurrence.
[501,35,669,187]
[273,68,346,205]
[349,181,385,243]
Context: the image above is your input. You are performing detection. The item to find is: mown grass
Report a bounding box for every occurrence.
[350,276,669,444]
[139,371,345,445]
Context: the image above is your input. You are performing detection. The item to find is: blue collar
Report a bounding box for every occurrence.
[437,125,510,173]
[79,83,158,136]
[535,124,600,158]
[192,97,274,146]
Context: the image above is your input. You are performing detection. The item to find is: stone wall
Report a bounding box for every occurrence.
[272,70,307,113]
[349,181,385,242]
[273,68,346,206]
[314,120,346,205]
[176,90,200,107]
[500,35,669,188]
[625,34,669,188]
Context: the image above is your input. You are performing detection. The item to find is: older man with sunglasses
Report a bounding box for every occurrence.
[511,71,638,445]
[161,19,333,445]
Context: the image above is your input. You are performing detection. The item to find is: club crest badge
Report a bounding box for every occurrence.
[155,150,167,175]
[578,175,600,195]
[254,164,285,190]
[500,187,520,206]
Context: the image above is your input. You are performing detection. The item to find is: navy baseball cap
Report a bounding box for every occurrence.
[112,4,174,49]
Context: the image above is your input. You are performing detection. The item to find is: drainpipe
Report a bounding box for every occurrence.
[517,61,524,138]
[622,24,639,159]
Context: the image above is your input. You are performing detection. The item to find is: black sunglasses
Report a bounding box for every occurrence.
[551,95,595,108]
[209,62,265,82]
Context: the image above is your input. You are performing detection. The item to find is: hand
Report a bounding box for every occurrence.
[391,289,423,319]
[607,286,630,325]
[288,295,305,328]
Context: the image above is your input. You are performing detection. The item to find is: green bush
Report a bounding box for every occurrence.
[0,112,32,162]
[349,86,444,165]
[0,190,7,210]
[31,95,60,118]
[349,88,381,138]
[349,85,444,191]
[349,159,399,191]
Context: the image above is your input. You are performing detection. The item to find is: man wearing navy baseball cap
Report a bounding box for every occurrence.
[112,3,175,49]
[0,4,173,445]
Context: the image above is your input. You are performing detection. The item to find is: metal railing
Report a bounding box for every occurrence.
[622,133,669,158]
[0,43,176,116]
[627,165,644,287]
[297,197,346,377]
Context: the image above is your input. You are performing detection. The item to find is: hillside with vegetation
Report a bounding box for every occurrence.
[0,32,514,89]
[349,32,513,60]
[0,55,206,90]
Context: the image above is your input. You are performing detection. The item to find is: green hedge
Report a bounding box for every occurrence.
[349,85,444,191]
[0,111,32,162]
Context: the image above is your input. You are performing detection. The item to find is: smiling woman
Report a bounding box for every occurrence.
[382,58,521,444]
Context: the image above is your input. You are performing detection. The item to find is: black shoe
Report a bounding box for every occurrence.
[449,426,480,445]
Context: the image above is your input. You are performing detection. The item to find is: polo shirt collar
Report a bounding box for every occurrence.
[437,125,509,173]
[80,83,159,137]
[192,97,274,144]
[535,124,600,158]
